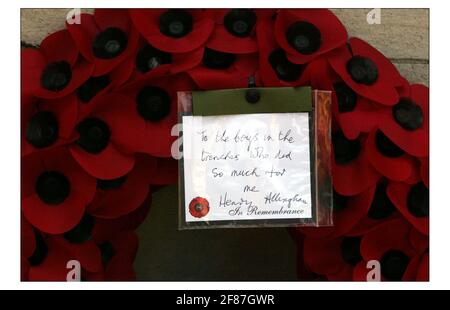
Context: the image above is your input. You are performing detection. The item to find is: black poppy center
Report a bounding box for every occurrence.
[224,9,256,38]
[35,171,71,205]
[202,48,236,70]
[136,43,172,73]
[332,131,361,165]
[76,118,111,154]
[368,182,396,220]
[136,86,171,122]
[346,56,378,85]
[92,27,128,59]
[159,9,193,38]
[407,182,429,218]
[77,75,110,103]
[41,61,72,92]
[375,130,404,158]
[340,237,362,266]
[28,232,48,266]
[63,214,95,244]
[268,49,304,82]
[333,190,349,212]
[392,99,424,131]
[194,203,204,212]
[380,250,410,281]
[334,82,357,113]
[286,21,321,55]
[97,174,128,190]
[26,111,59,149]
[99,241,116,265]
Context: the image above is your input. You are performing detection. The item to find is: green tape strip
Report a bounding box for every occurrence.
[192,87,311,116]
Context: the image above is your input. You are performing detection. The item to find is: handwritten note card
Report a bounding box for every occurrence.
[182,113,312,223]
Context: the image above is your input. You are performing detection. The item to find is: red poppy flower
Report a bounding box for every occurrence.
[274,9,347,64]
[22,147,97,234]
[189,197,210,218]
[206,9,274,54]
[256,17,309,87]
[328,37,404,106]
[68,93,136,180]
[21,30,93,100]
[27,232,102,281]
[84,231,139,281]
[107,73,196,157]
[377,84,429,157]
[387,181,429,235]
[332,131,381,196]
[353,218,421,281]
[87,154,155,219]
[21,94,77,157]
[66,9,139,77]
[129,9,214,53]
[295,187,375,239]
[366,129,416,181]
[187,48,259,89]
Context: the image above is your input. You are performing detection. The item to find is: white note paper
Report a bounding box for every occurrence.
[182,113,312,222]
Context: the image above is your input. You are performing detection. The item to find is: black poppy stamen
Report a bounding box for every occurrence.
[136,86,171,122]
[41,61,72,92]
[368,182,396,220]
[77,75,110,103]
[159,9,193,38]
[375,130,405,158]
[334,82,358,113]
[97,174,128,190]
[28,231,48,266]
[392,98,424,131]
[224,9,257,38]
[333,190,349,212]
[92,27,128,59]
[380,250,410,281]
[286,21,322,55]
[76,118,111,154]
[136,44,172,73]
[340,237,363,266]
[35,171,71,205]
[26,111,59,149]
[407,182,429,218]
[63,214,95,244]
[268,49,304,82]
[332,131,361,165]
[346,56,378,85]
[202,48,236,70]
[99,241,116,265]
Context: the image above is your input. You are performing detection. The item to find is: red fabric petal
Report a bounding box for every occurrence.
[207,24,258,54]
[409,228,429,253]
[21,217,36,258]
[66,13,99,62]
[69,142,135,180]
[21,49,46,98]
[387,181,429,235]
[420,157,429,187]
[40,29,78,66]
[275,9,348,64]
[366,129,415,181]
[416,252,429,281]
[53,237,102,273]
[94,9,131,33]
[130,9,214,53]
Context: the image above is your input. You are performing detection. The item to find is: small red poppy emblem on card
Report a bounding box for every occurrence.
[189,197,210,218]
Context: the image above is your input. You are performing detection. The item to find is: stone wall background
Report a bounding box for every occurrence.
[21,8,429,280]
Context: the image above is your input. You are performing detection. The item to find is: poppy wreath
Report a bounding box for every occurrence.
[21,8,429,281]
